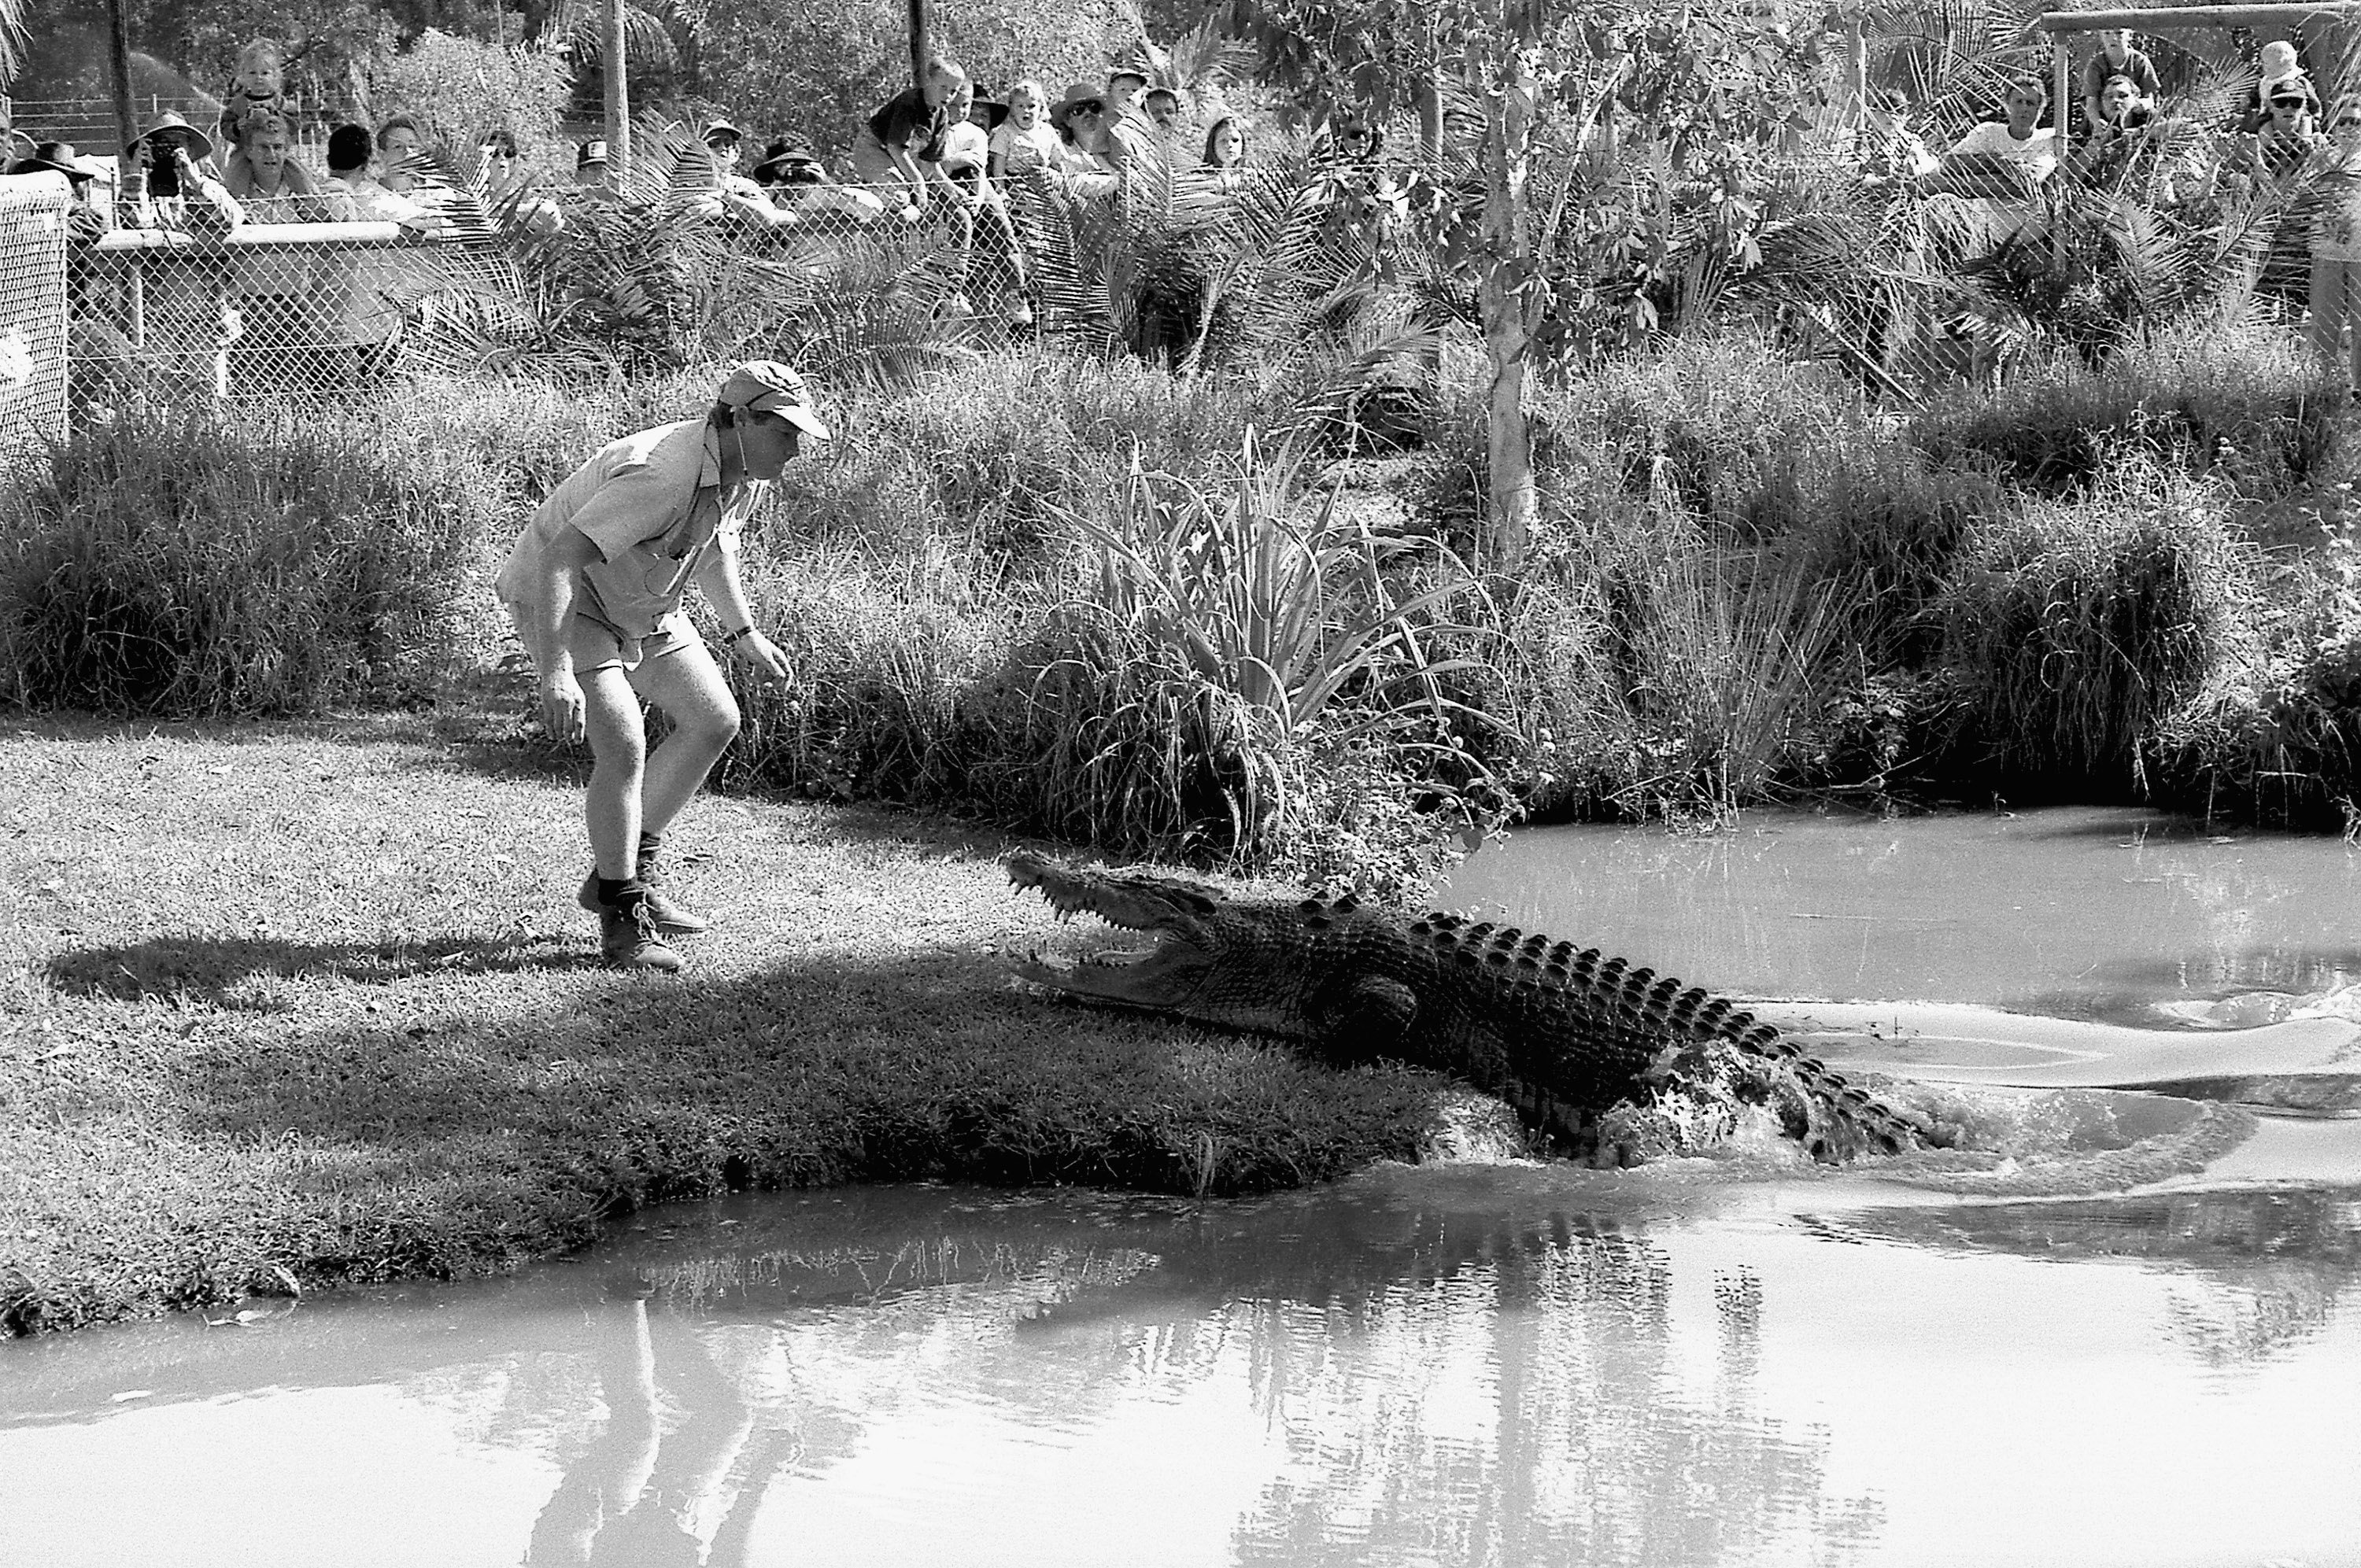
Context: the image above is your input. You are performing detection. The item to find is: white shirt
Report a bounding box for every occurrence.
[1947,120,2060,181]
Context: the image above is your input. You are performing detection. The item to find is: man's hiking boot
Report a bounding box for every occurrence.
[595,887,684,973]
[577,870,711,936]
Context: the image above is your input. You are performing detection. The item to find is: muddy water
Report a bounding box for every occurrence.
[1437,805,2361,1024]
[6,807,2361,1568]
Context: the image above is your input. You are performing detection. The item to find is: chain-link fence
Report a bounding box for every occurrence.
[54,165,1113,408]
[0,172,70,466]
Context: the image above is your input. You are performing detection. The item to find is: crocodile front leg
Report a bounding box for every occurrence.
[1306,973,1419,1063]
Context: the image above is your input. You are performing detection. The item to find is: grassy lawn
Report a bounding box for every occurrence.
[0,694,1461,1336]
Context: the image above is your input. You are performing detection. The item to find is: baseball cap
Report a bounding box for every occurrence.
[716,360,831,440]
[702,118,742,146]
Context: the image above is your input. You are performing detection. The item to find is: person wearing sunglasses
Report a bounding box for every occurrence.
[2311,103,2361,395]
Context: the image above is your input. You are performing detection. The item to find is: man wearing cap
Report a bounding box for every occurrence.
[494,361,829,970]
[698,117,793,228]
[575,138,616,193]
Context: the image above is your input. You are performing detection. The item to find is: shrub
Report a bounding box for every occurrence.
[0,412,498,715]
[1930,453,2264,796]
[699,0,1118,162]
[2149,530,2361,830]
[711,543,1008,803]
[368,31,572,162]
[1913,321,2345,500]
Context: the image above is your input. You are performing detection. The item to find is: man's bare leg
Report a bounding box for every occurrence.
[626,639,742,844]
[582,663,649,881]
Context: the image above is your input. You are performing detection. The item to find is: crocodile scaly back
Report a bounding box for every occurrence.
[1396,909,1922,1157]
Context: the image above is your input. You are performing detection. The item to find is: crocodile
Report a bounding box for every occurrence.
[1006,850,1931,1162]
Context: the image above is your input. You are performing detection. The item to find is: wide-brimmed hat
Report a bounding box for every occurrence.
[716,360,831,441]
[576,138,610,170]
[750,137,823,183]
[701,117,742,147]
[132,111,214,162]
[1048,81,1107,130]
[970,97,1011,131]
[8,140,99,186]
[1107,65,1150,90]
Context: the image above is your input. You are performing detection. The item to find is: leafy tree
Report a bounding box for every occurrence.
[698,0,1121,159]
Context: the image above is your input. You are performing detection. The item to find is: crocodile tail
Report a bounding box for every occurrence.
[1770,1044,1924,1156]
[1715,1002,1923,1156]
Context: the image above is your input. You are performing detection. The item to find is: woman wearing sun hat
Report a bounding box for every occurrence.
[495,361,831,971]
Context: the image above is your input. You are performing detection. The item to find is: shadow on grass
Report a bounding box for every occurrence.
[46,935,589,1005]
[163,943,1445,1209]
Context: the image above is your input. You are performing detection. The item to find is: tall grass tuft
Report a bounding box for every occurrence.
[1932,454,2263,795]
[0,412,498,715]
[1914,320,2344,500]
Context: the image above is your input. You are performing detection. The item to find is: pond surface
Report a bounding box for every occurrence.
[6,807,2361,1568]
[1437,805,2361,1025]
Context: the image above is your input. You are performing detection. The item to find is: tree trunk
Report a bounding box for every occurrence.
[603,0,631,178]
[1474,46,1539,570]
[103,0,139,154]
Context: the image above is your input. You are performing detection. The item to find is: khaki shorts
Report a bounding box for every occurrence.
[567,609,699,674]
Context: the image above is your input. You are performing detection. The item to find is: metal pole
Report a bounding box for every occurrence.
[604,0,631,178]
[104,0,139,153]
[2054,36,2073,153]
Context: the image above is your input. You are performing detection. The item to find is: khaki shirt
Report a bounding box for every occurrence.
[495,420,765,640]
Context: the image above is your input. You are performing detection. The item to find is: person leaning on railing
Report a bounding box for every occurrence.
[941,81,1032,327]
[696,117,794,231]
[852,54,970,220]
[222,107,357,397]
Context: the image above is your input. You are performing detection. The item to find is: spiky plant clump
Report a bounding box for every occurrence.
[0,411,496,714]
[1932,450,2265,795]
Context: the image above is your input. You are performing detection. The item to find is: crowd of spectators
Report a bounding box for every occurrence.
[1898,29,2361,391]
[18,28,2361,394]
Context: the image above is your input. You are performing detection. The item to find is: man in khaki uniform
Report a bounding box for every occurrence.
[496,361,829,969]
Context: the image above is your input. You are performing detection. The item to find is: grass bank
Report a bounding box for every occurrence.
[0,707,1476,1337]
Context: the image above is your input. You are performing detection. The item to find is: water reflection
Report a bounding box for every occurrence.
[7,1171,2361,1567]
[1829,1188,2361,1371]
[522,1271,786,1566]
